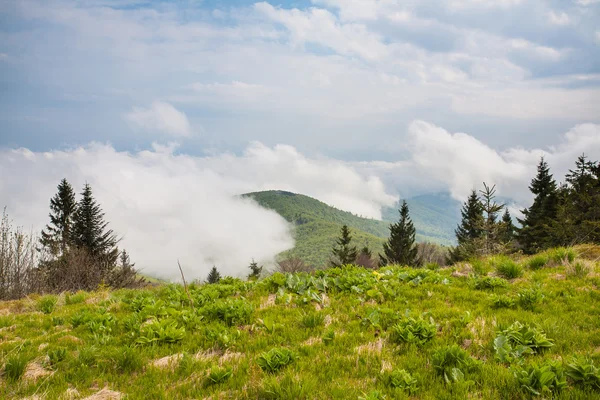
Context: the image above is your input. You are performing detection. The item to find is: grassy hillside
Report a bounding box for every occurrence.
[1,246,600,399]
[244,191,454,266]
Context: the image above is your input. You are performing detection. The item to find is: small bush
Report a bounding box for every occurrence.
[382,369,418,394]
[527,255,548,270]
[48,348,68,366]
[494,321,553,363]
[389,315,436,346]
[432,345,477,384]
[201,299,254,327]
[38,295,58,314]
[473,277,508,290]
[517,288,543,311]
[549,247,576,265]
[257,348,297,374]
[65,291,87,305]
[514,361,566,396]
[3,354,28,383]
[494,257,523,279]
[491,294,515,309]
[206,366,232,385]
[301,312,325,329]
[137,319,185,345]
[565,357,600,390]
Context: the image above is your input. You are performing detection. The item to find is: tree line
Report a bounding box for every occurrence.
[0,179,142,300]
[327,154,600,269]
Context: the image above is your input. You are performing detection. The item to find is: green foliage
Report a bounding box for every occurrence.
[388,315,436,345]
[450,190,484,263]
[301,311,325,329]
[492,256,523,279]
[322,329,335,345]
[491,294,516,309]
[358,391,388,400]
[565,358,600,390]
[202,298,254,326]
[136,319,185,344]
[77,346,98,367]
[494,322,553,363]
[65,291,87,305]
[38,295,58,314]
[381,369,418,394]
[40,178,77,258]
[259,373,314,400]
[473,276,508,290]
[256,348,298,374]
[207,366,233,385]
[3,354,28,383]
[432,345,477,384]
[549,247,577,265]
[513,361,566,396]
[517,287,543,311]
[527,255,549,270]
[113,346,143,373]
[48,347,68,365]
[248,259,263,279]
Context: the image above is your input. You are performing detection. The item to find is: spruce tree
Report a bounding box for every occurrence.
[248,259,263,279]
[379,201,418,267]
[478,183,505,256]
[330,225,358,267]
[517,157,559,254]
[71,183,119,266]
[207,266,221,284]
[500,209,515,244]
[449,190,484,262]
[40,179,77,257]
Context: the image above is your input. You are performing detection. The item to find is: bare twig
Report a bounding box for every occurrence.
[177,259,195,313]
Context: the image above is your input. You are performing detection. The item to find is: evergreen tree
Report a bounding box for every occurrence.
[379,201,418,267]
[248,259,263,279]
[517,157,559,254]
[478,183,505,256]
[71,183,118,266]
[109,249,142,289]
[500,209,515,244]
[554,154,600,245]
[330,225,358,267]
[207,266,221,284]
[449,190,484,262]
[40,179,77,257]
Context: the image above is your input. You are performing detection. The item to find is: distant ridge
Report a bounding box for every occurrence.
[243,190,459,267]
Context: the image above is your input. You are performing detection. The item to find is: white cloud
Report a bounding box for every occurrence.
[126,101,192,137]
[547,11,571,26]
[254,2,389,61]
[0,141,397,279]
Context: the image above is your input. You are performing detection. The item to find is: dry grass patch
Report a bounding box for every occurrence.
[301,337,320,346]
[82,388,122,400]
[355,338,383,355]
[23,362,52,381]
[151,354,183,369]
[219,351,244,365]
[259,294,276,309]
[195,349,220,362]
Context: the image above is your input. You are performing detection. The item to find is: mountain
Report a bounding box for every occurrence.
[243,190,460,267]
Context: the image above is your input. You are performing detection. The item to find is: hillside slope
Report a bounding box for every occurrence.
[244,190,457,267]
[2,247,599,399]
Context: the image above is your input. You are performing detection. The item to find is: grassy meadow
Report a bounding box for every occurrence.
[1,246,600,399]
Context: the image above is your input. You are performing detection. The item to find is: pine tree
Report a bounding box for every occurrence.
[449,190,484,262]
[71,183,118,266]
[40,179,77,257]
[517,157,559,254]
[248,259,263,279]
[207,266,221,284]
[379,201,418,267]
[330,225,358,267]
[500,209,515,244]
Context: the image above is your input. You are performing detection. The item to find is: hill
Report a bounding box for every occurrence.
[2,246,599,399]
[243,190,458,267]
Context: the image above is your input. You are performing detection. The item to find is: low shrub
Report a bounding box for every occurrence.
[389,315,436,346]
[382,369,418,394]
[514,361,566,396]
[517,288,543,311]
[3,354,28,383]
[206,366,232,385]
[65,291,87,305]
[494,321,553,363]
[257,348,298,374]
[527,255,548,270]
[490,294,516,309]
[38,295,58,314]
[493,257,523,279]
[432,345,478,384]
[565,357,600,391]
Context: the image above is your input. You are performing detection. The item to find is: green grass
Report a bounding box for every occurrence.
[1,247,600,399]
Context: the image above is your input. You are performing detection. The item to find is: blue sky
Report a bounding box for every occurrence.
[1,0,598,160]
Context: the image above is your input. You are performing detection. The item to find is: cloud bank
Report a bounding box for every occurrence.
[126,101,192,137]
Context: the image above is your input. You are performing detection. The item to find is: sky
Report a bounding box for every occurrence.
[1,0,599,279]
